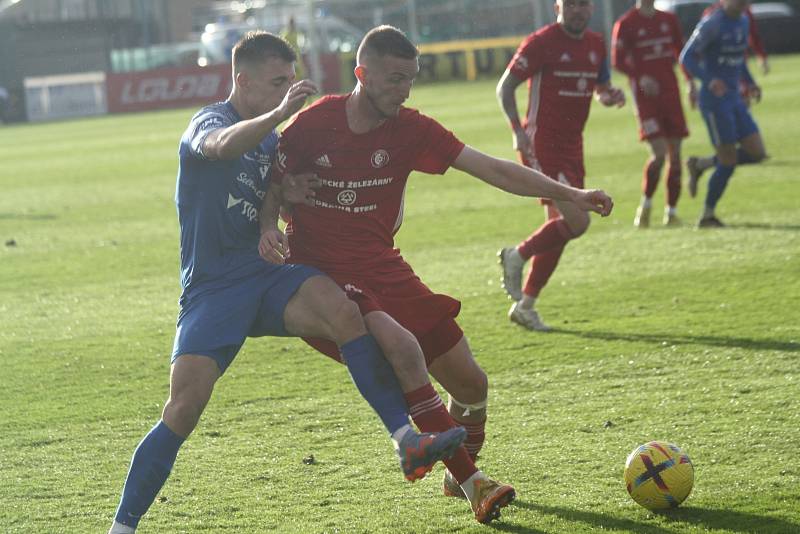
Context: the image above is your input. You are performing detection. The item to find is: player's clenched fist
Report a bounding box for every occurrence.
[258,228,289,264]
[574,189,613,217]
[283,172,321,207]
[597,86,626,108]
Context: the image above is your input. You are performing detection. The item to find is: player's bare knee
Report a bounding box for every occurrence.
[162,396,204,435]
[567,213,590,238]
[382,330,425,376]
[462,368,488,403]
[650,154,666,168]
[328,298,366,345]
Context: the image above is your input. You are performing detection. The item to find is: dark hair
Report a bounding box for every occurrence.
[233,31,296,70]
[357,25,419,64]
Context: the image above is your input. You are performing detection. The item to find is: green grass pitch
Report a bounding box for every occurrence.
[1,55,798,533]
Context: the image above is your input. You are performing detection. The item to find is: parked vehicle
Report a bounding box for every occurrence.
[198,15,362,67]
[750,2,800,53]
[655,0,800,53]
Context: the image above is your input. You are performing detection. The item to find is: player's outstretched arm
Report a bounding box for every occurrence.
[203,80,317,160]
[451,145,613,216]
[258,182,289,264]
[496,69,535,163]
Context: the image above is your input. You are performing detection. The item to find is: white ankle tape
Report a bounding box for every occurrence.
[451,397,487,417]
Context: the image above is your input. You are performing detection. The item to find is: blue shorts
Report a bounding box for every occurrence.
[700,95,759,146]
[171,263,322,373]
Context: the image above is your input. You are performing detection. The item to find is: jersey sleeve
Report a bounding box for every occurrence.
[611,19,637,78]
[740,57,755,85]
[680,15,719,82]
[508,33,546,81]
[273,115,305,185]
[597,38,611,85]
[411,114,465,175]
[186,109,232,160]
[745,9,768,60]
[669,14,693,81]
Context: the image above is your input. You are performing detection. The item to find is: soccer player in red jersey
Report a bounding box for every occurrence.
[612,0,694,228]
[259,25,613,524]
[496,0,625,331]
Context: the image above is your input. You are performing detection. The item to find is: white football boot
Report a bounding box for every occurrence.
[634,205,651,228]
[497,247,524,302]
[508,301,551,332]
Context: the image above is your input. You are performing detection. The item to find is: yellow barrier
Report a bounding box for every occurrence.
[337,35,527,90]
[418,36,525,81]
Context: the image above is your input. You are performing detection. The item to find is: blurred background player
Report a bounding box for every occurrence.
[260,25,613,523]
[281,16,305,80]
[680,0,767,228]
[496,0,625,331]
[612,0,695,228]
[0,85,8,124]
[704,0,770,76]
[107,31,466,534]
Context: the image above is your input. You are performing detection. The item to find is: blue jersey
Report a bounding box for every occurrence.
[176,101,278,298]
[680,9,754,103]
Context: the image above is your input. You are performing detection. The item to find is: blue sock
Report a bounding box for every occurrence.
[114,421,185,528]
[340,334,410,435]
[705,164,735,211]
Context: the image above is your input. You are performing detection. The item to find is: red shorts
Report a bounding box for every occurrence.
[518,149,585,206]
[302,255,463,367]
[633,91,689,141]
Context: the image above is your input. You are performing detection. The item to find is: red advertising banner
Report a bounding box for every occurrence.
[106,64,233,114]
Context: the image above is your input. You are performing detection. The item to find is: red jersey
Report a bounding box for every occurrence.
[508,23,609,154]
[275,95,464,271]
[612,8,687,89]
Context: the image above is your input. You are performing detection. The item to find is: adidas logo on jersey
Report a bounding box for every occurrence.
[559,52,571,62]
[315,154,332,168]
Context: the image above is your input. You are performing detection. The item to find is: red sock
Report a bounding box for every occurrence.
[517,218,572,260]
[462,419,486,461]
[643,158,661,198]
[666,162,681,207]
[405,384,478,484]
[523,245,566,297]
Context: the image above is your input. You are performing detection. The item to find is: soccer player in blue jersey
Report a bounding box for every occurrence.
[680,0,767,228]
[107,32,465,534]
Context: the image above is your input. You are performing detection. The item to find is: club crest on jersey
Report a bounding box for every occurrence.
[559,52,571,62]
[577,78,588,92]
[638,28,647,37]
[371,149,389,168]
[660,23,669,33]
[337,189,357,205]
[588,51,598,65]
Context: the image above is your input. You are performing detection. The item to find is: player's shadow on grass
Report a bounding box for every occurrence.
[0,212,57,220]
[725,222,800,231]
[553,329,799,353]
[511,501,800,534]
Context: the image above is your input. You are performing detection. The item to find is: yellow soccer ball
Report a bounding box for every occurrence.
[624,441,694,510]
